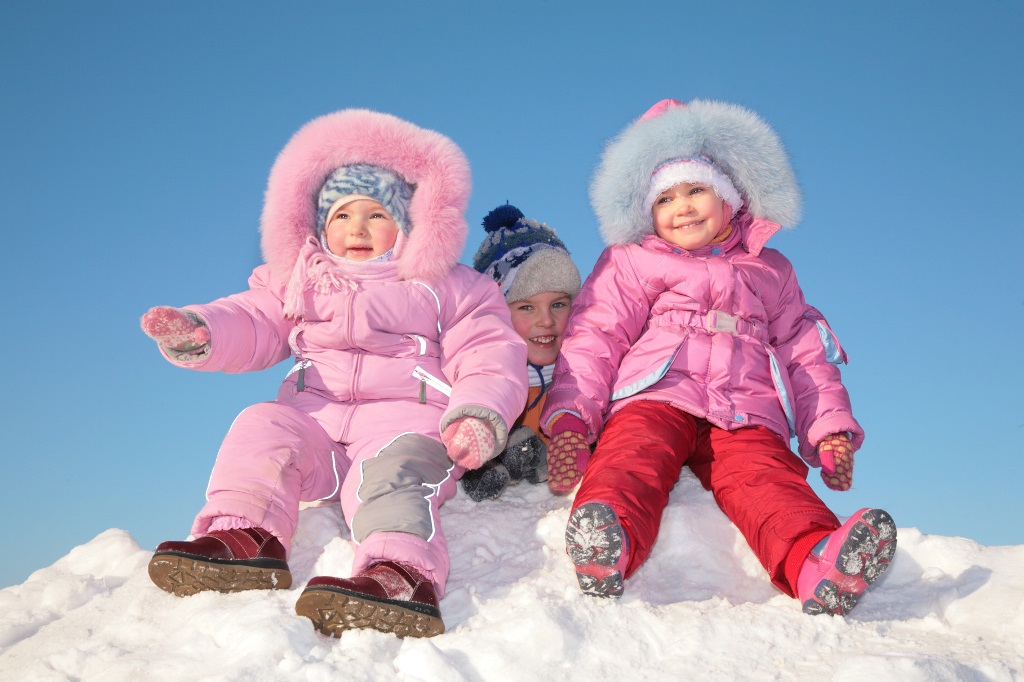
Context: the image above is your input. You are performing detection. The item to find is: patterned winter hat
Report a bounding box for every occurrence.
[472,204,581,303]
[316,164,415,235]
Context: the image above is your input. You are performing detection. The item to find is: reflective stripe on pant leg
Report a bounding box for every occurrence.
[689,424,840,596]
[190,401,344,554]
[574,401,698,578]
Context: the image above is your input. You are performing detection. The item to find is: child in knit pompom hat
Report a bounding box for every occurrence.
[138,110,528,639]
[460,203,581,501]
[544,99,896,617]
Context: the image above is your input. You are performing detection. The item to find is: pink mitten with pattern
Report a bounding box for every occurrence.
[441,417,497,470]
[818,433,854,491]
[140,306,211,352]
[546,413,591,493]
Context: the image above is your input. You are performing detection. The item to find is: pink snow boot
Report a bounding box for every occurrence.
[294,561,445,638]
[797,508,897,616]
[148,527,292,597]
[565,502,630,598]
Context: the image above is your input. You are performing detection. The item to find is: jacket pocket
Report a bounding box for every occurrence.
[610,342,684,402]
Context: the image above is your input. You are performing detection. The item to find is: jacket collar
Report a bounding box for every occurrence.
[640,209,782,258]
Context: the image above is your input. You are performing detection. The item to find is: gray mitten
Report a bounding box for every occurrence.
[460,462,512,502]
[460,426,549,501]
[503,426,548,484]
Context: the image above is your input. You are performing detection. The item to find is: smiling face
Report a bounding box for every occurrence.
[509,291,572,366]
[651,182,728,251]
[324,198,400,261]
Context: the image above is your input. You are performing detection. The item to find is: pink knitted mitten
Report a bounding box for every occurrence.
[818,433,854,491]
[141,306,211,352]
[546,414,590,493]
[441,417,497,470]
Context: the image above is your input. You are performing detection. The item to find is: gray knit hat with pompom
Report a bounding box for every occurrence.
[472,204,581,303]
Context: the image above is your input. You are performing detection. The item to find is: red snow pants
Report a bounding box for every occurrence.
[572,400,841,596]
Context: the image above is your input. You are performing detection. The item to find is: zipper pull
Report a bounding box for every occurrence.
[287,359,312,392]
[411,365,453,397]
[419,379,426,404]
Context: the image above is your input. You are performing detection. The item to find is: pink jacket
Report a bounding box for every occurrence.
[542,211,862,466]
[165,109,527,449]
[176,261,525,444]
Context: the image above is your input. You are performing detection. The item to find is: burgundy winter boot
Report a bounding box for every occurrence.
[148,527,292,597]
[294,561,445,638]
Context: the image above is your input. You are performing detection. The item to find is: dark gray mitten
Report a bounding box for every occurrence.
[503,426,548,484]
[460,461,512,502]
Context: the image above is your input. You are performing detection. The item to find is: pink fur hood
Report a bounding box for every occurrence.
[260,109,472,285]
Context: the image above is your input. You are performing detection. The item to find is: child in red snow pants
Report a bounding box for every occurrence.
[573,400,841,596]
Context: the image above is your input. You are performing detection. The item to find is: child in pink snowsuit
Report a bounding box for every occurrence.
[141,109,527,638]
[542,99,897,616]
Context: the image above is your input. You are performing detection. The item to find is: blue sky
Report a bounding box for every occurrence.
[2,1,1021,589]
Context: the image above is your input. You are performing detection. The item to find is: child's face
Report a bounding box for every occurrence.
[509,291,571,366]
[324,199,400,261]
[651,183,728,251]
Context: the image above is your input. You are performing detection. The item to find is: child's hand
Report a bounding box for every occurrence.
[141,306,211,352]
[442,417,497,469]
[504,426,548,484]
[546,414,590,492]
[818,433,854,491]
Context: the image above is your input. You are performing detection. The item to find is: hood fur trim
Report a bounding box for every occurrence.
[260,109,471,284]
[590,99,802,246]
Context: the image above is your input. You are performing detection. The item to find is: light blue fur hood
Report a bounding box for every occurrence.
[590,99,803,246]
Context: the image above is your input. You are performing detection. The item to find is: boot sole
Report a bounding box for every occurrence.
[565,502,625,598]
[802,509,897,616]
[148,553,292,597]
[295,587,445,639]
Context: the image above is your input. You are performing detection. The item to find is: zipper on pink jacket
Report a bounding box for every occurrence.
[287,327,310,391]
[412,366,452,404]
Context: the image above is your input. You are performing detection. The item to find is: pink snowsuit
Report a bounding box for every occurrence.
[542,212,861,591]
[158,110,527,595]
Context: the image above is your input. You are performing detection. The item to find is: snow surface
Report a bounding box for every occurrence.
[2,472,1022,681]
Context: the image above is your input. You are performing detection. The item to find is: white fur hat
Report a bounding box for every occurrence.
[591,99,802,246]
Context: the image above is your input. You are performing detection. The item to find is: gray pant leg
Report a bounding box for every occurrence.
[351,433,452,542]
